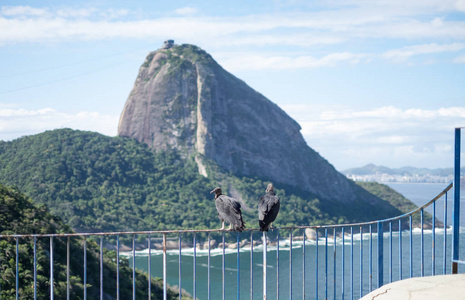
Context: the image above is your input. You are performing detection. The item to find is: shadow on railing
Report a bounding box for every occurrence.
[1,182,460,300]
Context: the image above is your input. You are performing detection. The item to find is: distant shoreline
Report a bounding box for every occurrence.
[118,226,456,255]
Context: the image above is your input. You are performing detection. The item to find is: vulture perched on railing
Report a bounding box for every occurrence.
[210,187,246,232]
[258,183,280,231]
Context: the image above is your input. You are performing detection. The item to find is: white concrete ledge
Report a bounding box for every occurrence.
[360,274,465,300]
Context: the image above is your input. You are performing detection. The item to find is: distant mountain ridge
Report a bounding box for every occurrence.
[342,164,464,183]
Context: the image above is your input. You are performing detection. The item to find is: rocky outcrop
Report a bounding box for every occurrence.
[118,44,367,203]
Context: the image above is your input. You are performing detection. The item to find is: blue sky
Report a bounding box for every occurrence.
[0,0,464,170]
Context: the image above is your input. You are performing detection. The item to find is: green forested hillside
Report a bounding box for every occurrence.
[0,183,188,299]
[0,129,418,236]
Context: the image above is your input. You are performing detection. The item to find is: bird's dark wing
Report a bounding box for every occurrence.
[259,194,280,231]
[258,195,267,221]
[215,196,228,221]
[216,195,245,231]
[265,195,280,223]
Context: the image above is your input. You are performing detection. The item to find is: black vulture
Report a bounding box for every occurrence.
[210,187,246,231]
[258,183,280,231]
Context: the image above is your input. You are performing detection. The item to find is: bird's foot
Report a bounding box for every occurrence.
[219,221,225,230]
[228,224,233,231]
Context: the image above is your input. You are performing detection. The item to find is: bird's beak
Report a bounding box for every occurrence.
[210,189,215,194]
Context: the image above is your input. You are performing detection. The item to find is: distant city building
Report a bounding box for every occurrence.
[344,172,454,183]
[163,40,175,49]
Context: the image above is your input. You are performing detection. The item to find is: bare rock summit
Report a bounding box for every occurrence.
[118,43,370,204]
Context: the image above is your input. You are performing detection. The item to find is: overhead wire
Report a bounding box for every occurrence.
[0,62,129,95]
[0,44,152,78]
[0,43,154,95]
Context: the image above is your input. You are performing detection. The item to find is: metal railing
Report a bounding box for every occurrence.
[0,128,462,299]
[0,181,459,300]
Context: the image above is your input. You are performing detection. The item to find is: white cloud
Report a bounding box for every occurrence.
[55,8,97,18]
[454,54,465,63]
[1,6,48,17]
[218,52,367,71]
[0,107,118,141]
[331,0,465,13]
[456,0,465,11]
[174,7,198,16]
[281,105,464,169]
[1,4,465,49]
[383,43,465,63]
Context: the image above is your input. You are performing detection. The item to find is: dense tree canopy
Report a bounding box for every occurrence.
[0,183,189,299]
[0,129,418,237]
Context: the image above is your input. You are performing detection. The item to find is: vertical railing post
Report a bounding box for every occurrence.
[333,228,336,300]
[389,222,392,283]
[325,228,328,300]
[163,233,167,300]
[289,230,293,300]
[409,216,413,278]
[84,236,87,300]
[398,219,402,281]
[237,232,240,300]
[377,222,383,288]
[303,229,306,300]
[178,234,182,300]
[50,236,54,300]
[443,193,448,275]
[66,236,69,300]
[222,231,225,300]
[34,236,38,300]
[250,231,253,300]
[452,127,461,274]
[315,229,318,300]
[421,209,424,277]
[207,232,211,300]
[369,224,372,292]
[263,231,267,300]
[132,234,136,300]
[193,233,197,300]
[16,238,19,300]
[208,233,211,300]
[432,201,436,276]
[117,235,120,300]
[350,227,353,300]
[100,236,103,300]
[276,230,279,299]
[360,226,363,298]
[342,227,345,300]
[148,235,152,300]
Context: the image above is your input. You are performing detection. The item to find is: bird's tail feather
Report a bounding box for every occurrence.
[259,220,269,232]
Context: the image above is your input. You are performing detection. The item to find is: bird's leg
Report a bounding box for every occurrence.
[228,223,233,231]
[219,221,225,230]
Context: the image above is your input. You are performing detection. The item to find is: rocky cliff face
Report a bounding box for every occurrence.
[118,44,363,203]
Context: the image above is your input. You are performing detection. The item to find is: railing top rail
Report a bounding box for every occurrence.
[0,182,453,239]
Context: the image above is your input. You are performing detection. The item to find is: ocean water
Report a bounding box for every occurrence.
[130,183,465,300]
[385,182,465,226]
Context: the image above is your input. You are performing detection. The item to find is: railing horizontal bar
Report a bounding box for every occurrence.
[451,259,465,264]
[0,182,453,239]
